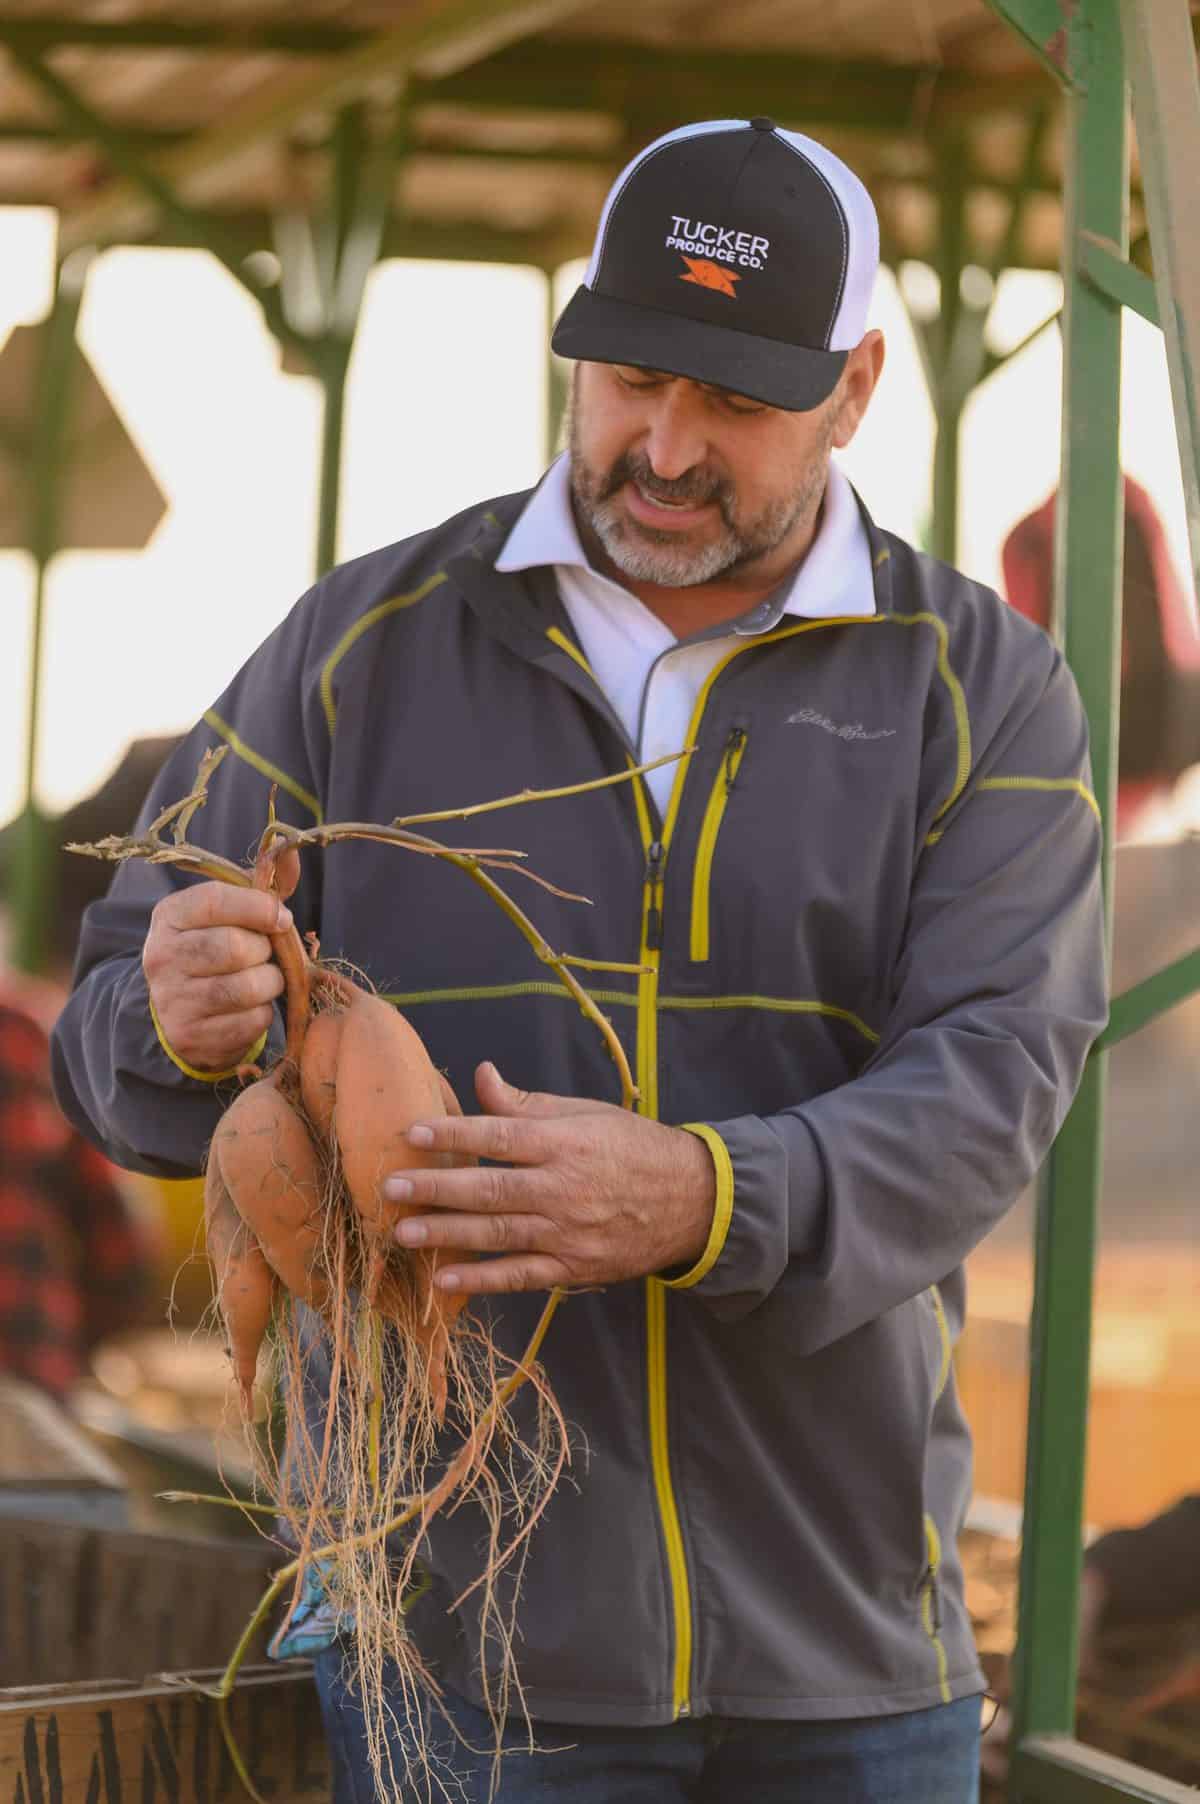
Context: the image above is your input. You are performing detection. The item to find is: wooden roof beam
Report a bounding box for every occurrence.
[46,0,596,254]
[413,39,1056,127]
[0,18,365,55]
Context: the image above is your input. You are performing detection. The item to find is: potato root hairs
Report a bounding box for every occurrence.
[213,1074,331,1314]
[204,1155,277,1407]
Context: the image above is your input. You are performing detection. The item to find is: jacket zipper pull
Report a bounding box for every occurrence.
[724,726,746,790]
[645,839,665,950]
[924,1563,942,1633]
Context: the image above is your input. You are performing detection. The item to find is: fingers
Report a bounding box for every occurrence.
[157,880,292,936]
[175,923,277,977]
[405,1109,554,1168]
[473,1060,614,1121]
[144,880,291,1071]
[385,1161,542,1214]
[396,1210,551,1256]
[175,1004,278,1070]
[432,1255,570,1296]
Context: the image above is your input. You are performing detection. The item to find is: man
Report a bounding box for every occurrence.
[52,120,1106,1801]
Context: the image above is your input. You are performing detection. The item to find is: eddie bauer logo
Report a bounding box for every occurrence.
[788,706,896,742]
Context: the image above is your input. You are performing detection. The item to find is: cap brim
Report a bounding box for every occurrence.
[551,285,847,412]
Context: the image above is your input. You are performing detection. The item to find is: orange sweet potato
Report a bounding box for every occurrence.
[299,1006,344,1142]
[334,993,447,1240]
[334,995,471,1416]
[213,1074,330,1314]
[204,1154,277,1405]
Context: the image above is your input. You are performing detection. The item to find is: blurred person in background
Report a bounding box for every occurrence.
[0,739,177,1400]
[981,1495,1200,1789]
[1002,476,1200,838]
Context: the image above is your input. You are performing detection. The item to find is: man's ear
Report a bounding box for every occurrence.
[832,330,886,450]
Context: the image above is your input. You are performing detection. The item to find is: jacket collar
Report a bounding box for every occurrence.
[447,471,900,664]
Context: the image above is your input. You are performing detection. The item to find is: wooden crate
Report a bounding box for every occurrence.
[0,1665,328,1804]
[0,1515,280,1689]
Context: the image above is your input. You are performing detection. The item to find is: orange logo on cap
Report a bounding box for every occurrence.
[679,257,740,298]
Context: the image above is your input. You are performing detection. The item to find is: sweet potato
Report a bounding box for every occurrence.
[334,993,447,1240]
[299,1006,344,1142]
[204,1154,277,1405]
[213,1073,330,1314]
[334,995,472,1416]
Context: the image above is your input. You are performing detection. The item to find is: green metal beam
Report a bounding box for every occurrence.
[10,253,89,975]
[1095,945,1200,1050]
[5,41,308,362]
[53,0,596,255]
[1079,231,1160,325]
[1122,0,1200,618]
[545,272,569,464]
[309,100,407,577]
[930,136,969,566]
[1010,0,1127,1763]
[982,0,1075,82]
[1014,1737,1200,1804]
[979,307,1061,380]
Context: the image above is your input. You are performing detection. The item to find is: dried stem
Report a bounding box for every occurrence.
[68,746,664,1783]
[391,749,693,829]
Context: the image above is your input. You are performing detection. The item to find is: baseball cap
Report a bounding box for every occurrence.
[552,118,879,412]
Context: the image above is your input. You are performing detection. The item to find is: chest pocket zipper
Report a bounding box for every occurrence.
[690,728,748,963]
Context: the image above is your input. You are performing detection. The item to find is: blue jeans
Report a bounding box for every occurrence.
[314,1649,982,1803]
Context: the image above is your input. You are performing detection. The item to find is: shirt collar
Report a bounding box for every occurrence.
[495,453,875,624]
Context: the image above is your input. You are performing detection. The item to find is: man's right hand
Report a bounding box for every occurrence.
[142,882,292,1073]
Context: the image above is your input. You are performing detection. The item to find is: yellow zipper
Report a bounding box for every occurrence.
[628,764,693,1714]
[630,621,872,1721]
[920,1513,952,1702]
[689,727,747,963]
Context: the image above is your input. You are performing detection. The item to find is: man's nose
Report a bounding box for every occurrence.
[640,386,709,481]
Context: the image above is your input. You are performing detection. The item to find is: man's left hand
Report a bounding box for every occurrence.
[384,1061,717,1295]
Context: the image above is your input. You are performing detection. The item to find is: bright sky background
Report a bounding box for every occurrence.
[0,206,1195,824]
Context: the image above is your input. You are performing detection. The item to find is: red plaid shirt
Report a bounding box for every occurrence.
[0,982,156,1397]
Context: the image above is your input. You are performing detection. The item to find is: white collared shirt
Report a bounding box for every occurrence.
[495,454,875,818]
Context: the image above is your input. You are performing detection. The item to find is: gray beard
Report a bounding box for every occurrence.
[568,407,834,589]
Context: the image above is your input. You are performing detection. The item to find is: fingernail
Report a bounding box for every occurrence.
[277,905,293,928]
[384,1176,413,1201]
[437,1271,461,1291]
[407,1124,434,1148]
[396,1219,425,1245]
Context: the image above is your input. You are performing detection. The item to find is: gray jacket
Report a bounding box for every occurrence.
[53,481,1107,1725]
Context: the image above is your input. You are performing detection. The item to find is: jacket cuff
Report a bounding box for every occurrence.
[148,994,269,1084]
[664,1124,735,1288]
[664,1113,826,1319]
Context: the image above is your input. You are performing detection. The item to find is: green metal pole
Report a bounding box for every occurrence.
[931,142,967,566]
[1009,0,1126,1772]
[11,252,87,974]
[545,268,568,464]
[314,336,351,577]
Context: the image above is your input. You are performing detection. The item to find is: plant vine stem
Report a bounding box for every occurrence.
[258,826,636,1109]
[391,749,693,829]
[209,1286,567,1801]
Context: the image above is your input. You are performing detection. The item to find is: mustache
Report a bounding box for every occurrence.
[600,452,735,517]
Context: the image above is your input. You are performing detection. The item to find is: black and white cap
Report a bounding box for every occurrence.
[552,118,879,412]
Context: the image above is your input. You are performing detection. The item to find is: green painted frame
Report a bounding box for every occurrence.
[984,2,1200,1800]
